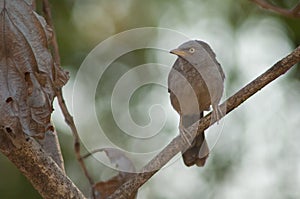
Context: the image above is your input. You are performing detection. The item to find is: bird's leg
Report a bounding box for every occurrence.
[211,104,224,124]
[179,116,193,147]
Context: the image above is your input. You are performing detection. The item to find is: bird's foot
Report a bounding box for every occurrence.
[212,105,224,124]
[179,123,194,147]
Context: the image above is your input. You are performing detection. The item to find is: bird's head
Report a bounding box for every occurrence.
[170,40,216,67]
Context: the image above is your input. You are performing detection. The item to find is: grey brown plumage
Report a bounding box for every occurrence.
[168,40,225,167]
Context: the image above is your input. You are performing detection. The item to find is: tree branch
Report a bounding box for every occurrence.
[42,0,61,65]
[36,130,65,171]
[251,0,300,18]
[108,46,300,198]
[0,130,86,199]
[42,0,95,195]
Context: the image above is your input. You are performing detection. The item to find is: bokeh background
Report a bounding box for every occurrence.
[1,0,300,198]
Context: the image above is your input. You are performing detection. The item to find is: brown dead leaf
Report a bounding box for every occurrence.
[92,148,137,198]
[103,148,136,174]
[94,174,137,199]
[0,0,68,139]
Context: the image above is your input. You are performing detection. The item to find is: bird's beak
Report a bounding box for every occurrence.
[170,49,187,57]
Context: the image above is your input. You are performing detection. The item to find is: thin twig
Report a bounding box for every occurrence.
[55,91,95,186]
[251,0,300,18]
[291,1,300,15]
[108,46,300,199]
[81,148,106,159]
[41,0,95,197]
[42,0,61,65]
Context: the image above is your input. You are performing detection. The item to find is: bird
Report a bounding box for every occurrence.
[168,40,225,167]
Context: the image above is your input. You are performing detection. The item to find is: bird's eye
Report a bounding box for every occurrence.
[189,48,195,53]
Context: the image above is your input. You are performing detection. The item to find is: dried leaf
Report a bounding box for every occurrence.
[93,148,137,198]
[94,175,137,199]
[0,0,68,139]
[103,148,136,174]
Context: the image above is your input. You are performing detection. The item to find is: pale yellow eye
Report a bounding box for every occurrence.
[189,48,195,53]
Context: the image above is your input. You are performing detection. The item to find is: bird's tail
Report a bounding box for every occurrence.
[181,113,209,167]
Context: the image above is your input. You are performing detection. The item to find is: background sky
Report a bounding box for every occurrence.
[1,0,300,198]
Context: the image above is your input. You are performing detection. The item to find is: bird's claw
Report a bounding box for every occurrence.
[179,123,193,147]
[212,105,224,124]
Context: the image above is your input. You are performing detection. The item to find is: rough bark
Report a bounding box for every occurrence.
[0,129,86,199]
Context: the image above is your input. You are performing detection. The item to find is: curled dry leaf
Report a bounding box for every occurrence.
[102,148,136,174]
[94,175,137,199]
[0,0,68,139]
[93,148,137,199]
